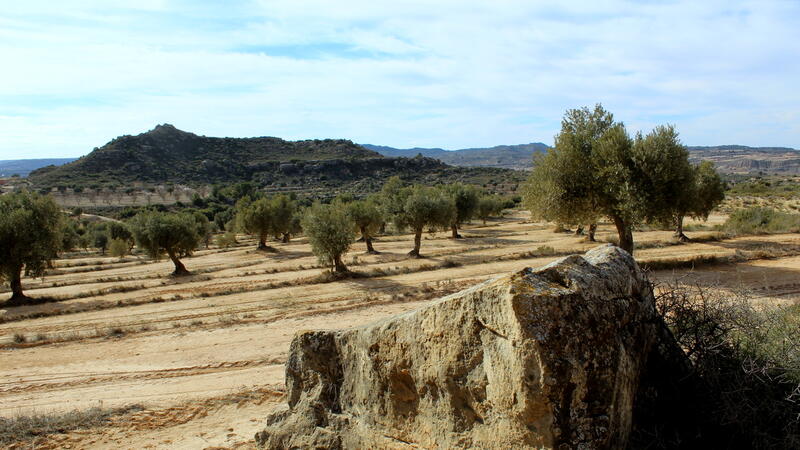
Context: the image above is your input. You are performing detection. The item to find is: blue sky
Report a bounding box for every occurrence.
[1,0,798,159]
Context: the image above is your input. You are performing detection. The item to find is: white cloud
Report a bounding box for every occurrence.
[0,0,798,159]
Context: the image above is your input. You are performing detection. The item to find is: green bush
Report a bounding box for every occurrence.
[108,238,129,258]
[215,232,238,248]
[724,207,800,235]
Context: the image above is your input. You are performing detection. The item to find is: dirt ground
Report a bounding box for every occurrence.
[2,211,799,449]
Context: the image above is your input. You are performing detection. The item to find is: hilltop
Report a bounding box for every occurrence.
[27,125,525,196]
[28,124,380,186]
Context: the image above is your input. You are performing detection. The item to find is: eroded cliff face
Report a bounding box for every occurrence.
[256,245,669,449]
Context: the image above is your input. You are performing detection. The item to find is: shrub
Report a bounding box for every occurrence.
[108,238,129,258]
[534,245,556,256]
[215,231,238,248]
[632,283,800,448]
[724,207,800,235]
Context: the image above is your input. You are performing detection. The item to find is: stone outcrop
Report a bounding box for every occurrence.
[255,245,672,449]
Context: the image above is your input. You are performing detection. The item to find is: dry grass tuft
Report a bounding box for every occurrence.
[0,405,144,446]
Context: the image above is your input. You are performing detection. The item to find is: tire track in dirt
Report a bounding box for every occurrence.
[0,358,285,395]
[3,387,285,450]
[1,279,476,349]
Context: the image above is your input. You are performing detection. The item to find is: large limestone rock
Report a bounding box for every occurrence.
[256,245,663,449]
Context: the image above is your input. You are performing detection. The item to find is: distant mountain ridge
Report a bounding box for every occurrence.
[365,143,800,173]
[688,145,800,174]
[362,143,549,169]
[0,158,77,177]
[688,145,797,153]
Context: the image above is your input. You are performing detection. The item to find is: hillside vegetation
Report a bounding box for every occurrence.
[27,125,525,196]
[29,124,379,186]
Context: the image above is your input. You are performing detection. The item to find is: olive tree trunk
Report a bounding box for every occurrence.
[587,223,597,242]
[611,215,635,255]
[360,226,377,253]
[333,254,348,273]
[167,249,190,276]
[258,234,268,250]
[408,228,423,257]
[674,215,689,242]
[282,233,290,243]
[7,268,29,304]
[575,226,584,236]
[451,224,462,239]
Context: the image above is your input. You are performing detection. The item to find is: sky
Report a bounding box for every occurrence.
[1,0,798,159]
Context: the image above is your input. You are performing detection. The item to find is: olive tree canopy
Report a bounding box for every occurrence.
[673,160,725,240]
[523,105,700,254]
[392,185,455,257]
[0,191,63,304]
[301,202,355,273]
[476,195,505,225]
[130,210,201,276]
[346,195,384,254]
[443,183,480,238]
[235,196,275,250]
[270,194,298,243]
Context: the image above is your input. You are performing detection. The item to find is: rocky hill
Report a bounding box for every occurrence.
[362,142,549,169]
[27,125,525,195]
[28,124,381,186]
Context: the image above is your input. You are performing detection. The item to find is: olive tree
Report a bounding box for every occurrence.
[630,125,695,240]
[443,183,479,238]
[270,194,298,243]
[346,195,384,253]
[129,211,201,276]
[393,185,455,257]
[379,176,406,232]
[591,124,641,253]
[192,211,213,249]
[476,194,505,225]
[523,105,698,254]
[89,222,109,255]
[108,221,134,251]
[235,196,275,250]
[522,105,610,240]
[0,191,63,304]
[61,219,81,252]
[674,161,725,240]
[301,202,355,273]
